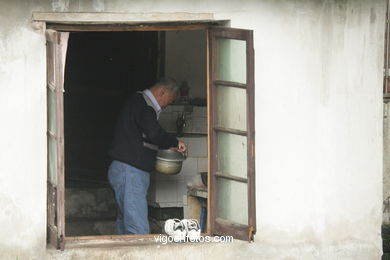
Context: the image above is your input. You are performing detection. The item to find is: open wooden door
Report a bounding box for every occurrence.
[208,27,256,241]
[46,29,69,250]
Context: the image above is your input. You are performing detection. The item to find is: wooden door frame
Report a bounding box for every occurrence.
[43,19,256,247]
[207,27,255,241]
[46,30,69,250]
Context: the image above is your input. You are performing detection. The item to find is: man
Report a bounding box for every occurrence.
[108,78,187,234]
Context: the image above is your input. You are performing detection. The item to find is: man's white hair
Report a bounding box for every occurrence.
[152,77,179,94]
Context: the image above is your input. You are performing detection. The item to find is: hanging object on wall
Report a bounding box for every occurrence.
[179,81,190,104]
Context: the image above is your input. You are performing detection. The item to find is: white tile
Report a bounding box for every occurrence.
[162,105,173,113]
[179,137,189,144]
[182,117,193,134]
[197,157,208,173]
[182,194,188,205]
[183,205,189,218]
[154,181,177,203]
[171,105,185,112]
[158,202,183,207]
[187,137,207,157]
[154,169,184,181]
[180,158,198,177]
[183,138,194,152]
[172,111,179,119]
[176,180,187,204]
[192,106,207,117]
[184,175,195,187]
[191,117,207,134]
[184,174,203,187]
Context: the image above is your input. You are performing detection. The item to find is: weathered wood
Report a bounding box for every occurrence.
[47,183,57,245]
[208,27,255,242]
[208,28,219,236]
[46,30,68,250]
[215,172,248,183]
[46,35,58,250]
[206,27,250,40]
[64,233,211,247]
[45,29,58,44]
[47,23,214,32]
[47,82,56,92]
[65,234,162,241]
[214,218,250,242]
[246,30,257,239]
[33,12,214,23]
[56,31,68,251]
[213,126,247,136]
[206,29,212,234]
[214,80,247,89]
[47,130,57,139]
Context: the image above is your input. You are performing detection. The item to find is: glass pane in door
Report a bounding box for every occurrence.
[217,178,248,225]
[217,132,247,178]
[209,27,255,241]
[48,135,57,185]
[47,43,55,85]
[216,39,246,84]
[47,88,57,133]
[217,85,246,131]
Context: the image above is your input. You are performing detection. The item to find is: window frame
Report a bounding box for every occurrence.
[207,27,256,241]
[46,29,68,250]
[45,21,255,250]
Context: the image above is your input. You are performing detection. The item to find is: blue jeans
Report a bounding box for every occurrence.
[108,160,150,234]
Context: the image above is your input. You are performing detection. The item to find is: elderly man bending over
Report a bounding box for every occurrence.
[108,78,187,234]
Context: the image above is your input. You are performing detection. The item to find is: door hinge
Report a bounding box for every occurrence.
[58,234,65,251]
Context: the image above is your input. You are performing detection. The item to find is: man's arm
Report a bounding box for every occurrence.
[137,106,179,149]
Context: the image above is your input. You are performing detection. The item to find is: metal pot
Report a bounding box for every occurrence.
[155,149,187,175]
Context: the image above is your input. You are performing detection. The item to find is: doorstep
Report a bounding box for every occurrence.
[58,233,220,249]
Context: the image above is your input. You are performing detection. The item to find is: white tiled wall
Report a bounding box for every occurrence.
[148,136,207,208]
[158,105,207,135]
[197,157,208,173]
[184,137,207,157]
[148,104,208,208]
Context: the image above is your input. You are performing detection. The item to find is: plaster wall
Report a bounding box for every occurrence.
[0,0,386,259]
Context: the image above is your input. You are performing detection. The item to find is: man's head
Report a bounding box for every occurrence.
[150,78,179,108]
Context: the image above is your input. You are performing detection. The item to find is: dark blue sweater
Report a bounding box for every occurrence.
[108,93,178,172]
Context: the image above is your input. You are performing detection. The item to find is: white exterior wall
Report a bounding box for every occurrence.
[0,0,385,259]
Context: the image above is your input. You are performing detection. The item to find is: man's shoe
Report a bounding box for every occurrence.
[181,219,201,242]
[164,218,186,242]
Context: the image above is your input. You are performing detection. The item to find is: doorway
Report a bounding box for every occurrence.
[46,22,256,249]
[63,30,208,236]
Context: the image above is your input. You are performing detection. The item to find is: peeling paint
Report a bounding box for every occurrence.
[0,0,386,259]
[51,0,69,12]
[92,0,105,12]
[371,7,377,24]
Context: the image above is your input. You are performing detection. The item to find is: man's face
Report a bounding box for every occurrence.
[159,89,177,108]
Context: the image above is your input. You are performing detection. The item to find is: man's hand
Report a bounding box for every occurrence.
[170,140,187,153]
[177,141,187,152]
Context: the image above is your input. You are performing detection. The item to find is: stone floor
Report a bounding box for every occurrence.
[65,181,183,236]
